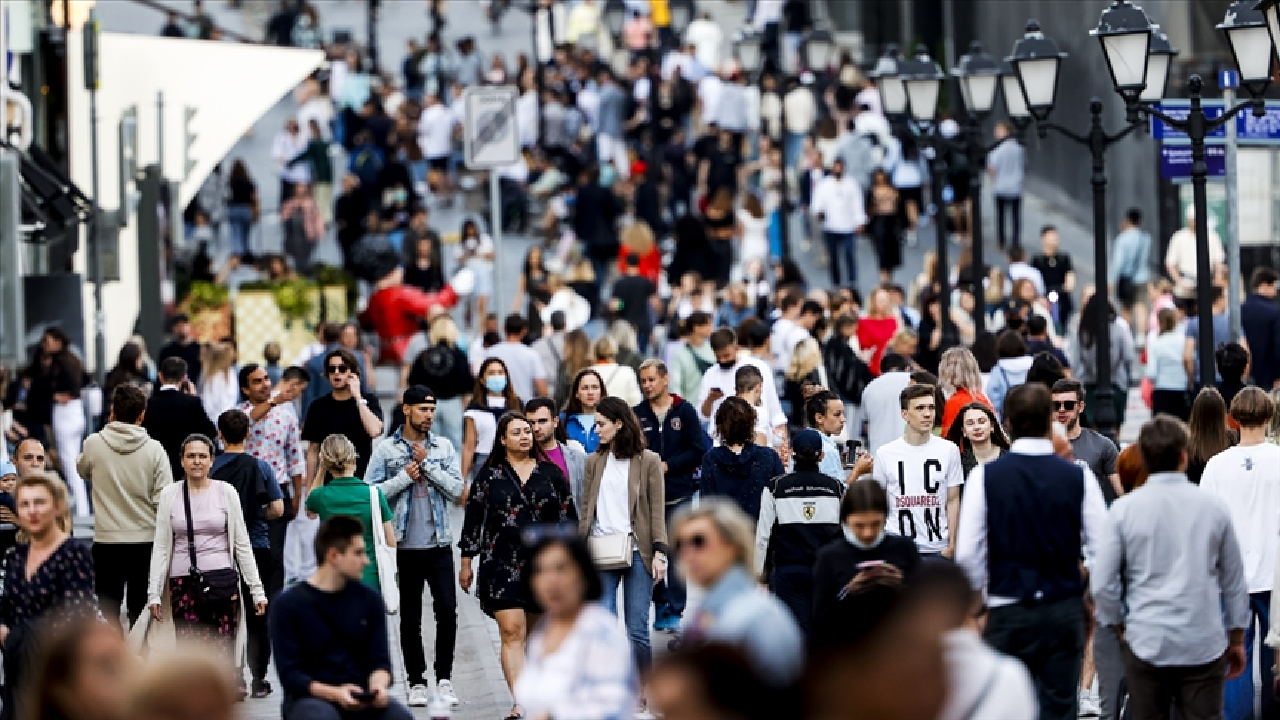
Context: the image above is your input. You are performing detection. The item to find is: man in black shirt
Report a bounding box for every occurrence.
[269,515,411,720]
[302,349,384,480]
[699,128,743,198]
[143,357,217,480]
[611,254,657,353]
[157,314,203,385]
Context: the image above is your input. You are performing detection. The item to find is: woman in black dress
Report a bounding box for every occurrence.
[458,412,577,720]
[0,472,97,720]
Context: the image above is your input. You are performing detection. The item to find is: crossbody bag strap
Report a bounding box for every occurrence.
[182,481,199,575]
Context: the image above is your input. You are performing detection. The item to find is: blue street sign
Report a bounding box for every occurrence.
[1220,69,1240,90]
[1151,100,1280,144]
[1159,144,1227,183]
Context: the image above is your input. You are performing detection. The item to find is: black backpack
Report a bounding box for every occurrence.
[408,342,456,387]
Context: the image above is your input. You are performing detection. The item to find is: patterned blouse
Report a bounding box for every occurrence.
[238,401,306,489]
[459,460,577,612]
[0,539,97,631]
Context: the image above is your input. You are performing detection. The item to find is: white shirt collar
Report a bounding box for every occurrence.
[1010,438,1055,455]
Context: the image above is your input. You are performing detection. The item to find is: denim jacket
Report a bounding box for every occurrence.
[365,428,464,545]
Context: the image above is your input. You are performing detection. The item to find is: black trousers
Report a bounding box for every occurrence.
[771,565,815,635]
[267,514,290,599]
[984,597,1085,720]
[398,546,457,685]
[243,547,274,682]
[996,195,1023,250]
[1121,644,1227,720]
[93,542,153,629]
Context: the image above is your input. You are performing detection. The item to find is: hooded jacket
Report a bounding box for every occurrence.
[986,354,1035,420]
[699,443,785,521]
[77,422,173,543]
[634,395,707,503]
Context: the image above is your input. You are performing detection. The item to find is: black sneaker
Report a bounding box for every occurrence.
[251,680,272,699]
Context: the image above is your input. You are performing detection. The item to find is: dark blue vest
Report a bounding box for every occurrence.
[984,452,1086,603]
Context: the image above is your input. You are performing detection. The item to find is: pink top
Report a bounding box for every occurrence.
[170,483,233,577]
[546,445,569,481]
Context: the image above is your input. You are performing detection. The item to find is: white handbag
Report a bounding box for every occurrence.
[588,533,634,571]
[369,486,400,614]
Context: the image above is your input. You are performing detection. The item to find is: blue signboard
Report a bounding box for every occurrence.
[1159,144,1227,183]
[1151,100,1280,144]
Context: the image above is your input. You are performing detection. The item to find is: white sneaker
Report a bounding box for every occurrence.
[437,679,460,707]
[1078,691,1100,717]
[635,699,657,719]
[407,684,430,707]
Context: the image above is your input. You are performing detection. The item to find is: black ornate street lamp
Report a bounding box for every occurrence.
[952,41,1002,336]
[602,0,627,40]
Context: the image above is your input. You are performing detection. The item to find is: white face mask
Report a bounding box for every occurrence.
[844,525,885,551]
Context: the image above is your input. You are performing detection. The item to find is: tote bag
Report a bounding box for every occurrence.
[369,486,400,614]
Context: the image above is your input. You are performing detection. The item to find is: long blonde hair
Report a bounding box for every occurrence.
[937,347,984,397]
[621,220,655,257]
[312,434,358,491]
[786,337,823,382]
[15,472,72,542]
[201,342,236,391]
[563,329,593,377]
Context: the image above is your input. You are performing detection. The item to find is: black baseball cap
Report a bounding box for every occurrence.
[403,385,437,406]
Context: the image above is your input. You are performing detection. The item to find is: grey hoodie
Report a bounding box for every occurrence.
[77,422,173,543]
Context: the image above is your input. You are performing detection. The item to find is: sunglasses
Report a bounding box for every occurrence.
[327,364,349,375]
[675,533,709,552]
[1053,400,1078,411]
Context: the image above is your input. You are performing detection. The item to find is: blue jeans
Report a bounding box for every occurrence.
[434,397,464,453]
[652,497,692,620]
[227,204,254,257]
[1225,591,1276,720]
[823,231,856,287]
[600,549,653,672]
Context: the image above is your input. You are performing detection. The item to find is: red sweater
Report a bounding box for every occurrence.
[359,284,458,365]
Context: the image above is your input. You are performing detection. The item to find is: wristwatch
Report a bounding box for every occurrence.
[358,398,369,405]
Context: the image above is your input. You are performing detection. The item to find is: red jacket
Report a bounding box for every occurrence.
[359,284,458,365]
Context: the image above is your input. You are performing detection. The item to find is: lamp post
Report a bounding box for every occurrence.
[951,41,1001,336]
[1129,0,1269,390]
[1006,5,1156,441]
[669,0,694,43]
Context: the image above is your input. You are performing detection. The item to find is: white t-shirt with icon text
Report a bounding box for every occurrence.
[873,435,965,554]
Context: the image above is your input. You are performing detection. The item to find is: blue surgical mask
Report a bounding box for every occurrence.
[844,525,886,551]
[485,376,508,394]
[600,164,617,187]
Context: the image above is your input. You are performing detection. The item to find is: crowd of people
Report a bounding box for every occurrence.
[5,0,1280,719]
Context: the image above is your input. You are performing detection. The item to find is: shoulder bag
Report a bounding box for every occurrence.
[182,482,240,605]
[369,486,401,614]
[585,456,635,571]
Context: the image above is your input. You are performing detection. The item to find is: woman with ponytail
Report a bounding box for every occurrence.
[304,434,396,590]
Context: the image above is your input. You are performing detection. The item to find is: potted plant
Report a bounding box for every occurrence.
[183,281,231,343]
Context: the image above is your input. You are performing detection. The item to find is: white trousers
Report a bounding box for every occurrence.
[597,134,630,179]
[52,399,90,516]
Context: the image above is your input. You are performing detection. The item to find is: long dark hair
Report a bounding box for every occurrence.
[471,357,522,412]
[594,396,647,459]
[944,402,1010,452]
[1078,293,1117,350]
[563,368,606,415]
[1188,387,1234,465]
[482,412,548,471]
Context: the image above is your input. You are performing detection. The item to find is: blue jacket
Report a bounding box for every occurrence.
[700,443,785,521]
[563,413,600,453]
[633,395,707,502]
[364,427,464,546]
[1109,227,1153,285]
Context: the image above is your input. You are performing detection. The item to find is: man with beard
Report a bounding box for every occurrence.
[1051,379,1122,503]
[524,398,587,511]
[365,386,464,708]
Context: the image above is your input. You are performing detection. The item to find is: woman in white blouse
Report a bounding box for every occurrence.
[577,397,666,708]
[514,535,638,720]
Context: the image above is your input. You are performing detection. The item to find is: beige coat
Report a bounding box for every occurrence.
[579,449,667,574]
[133,481,267,660]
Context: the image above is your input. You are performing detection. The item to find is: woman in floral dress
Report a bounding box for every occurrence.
[459,412,577,720]
[0,473,97,720]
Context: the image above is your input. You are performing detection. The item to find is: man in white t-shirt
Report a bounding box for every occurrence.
[483,314,549,402]
[861,352,912,455]
[696,328,786,436]
[1199,386,1280,717]
[873,383,964,556]
[1165,204,1224,285]
[417,92,458,199]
